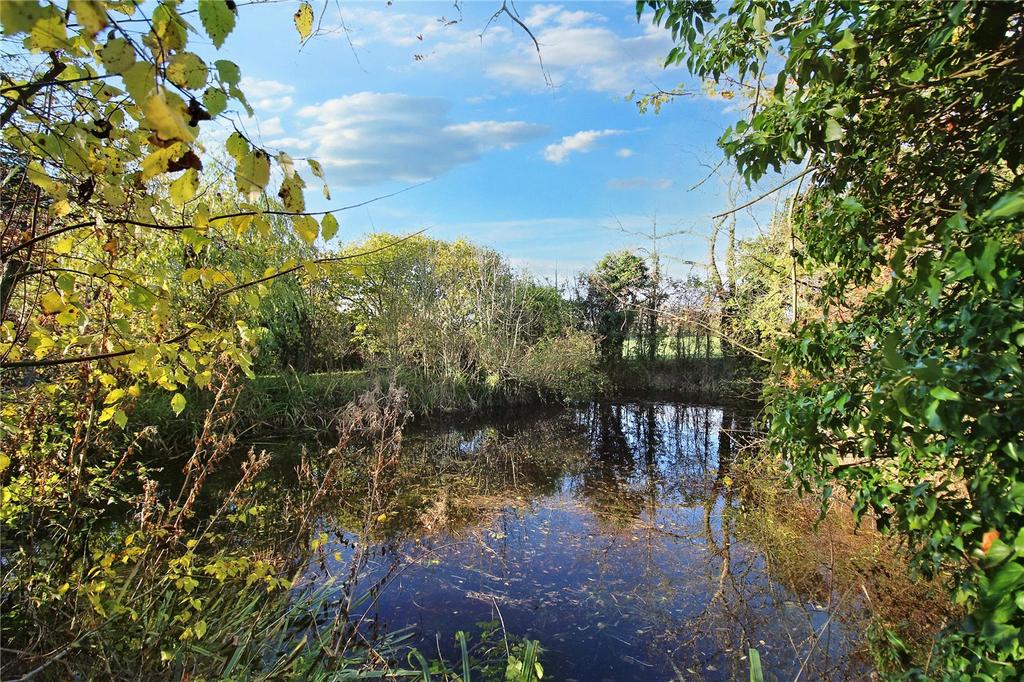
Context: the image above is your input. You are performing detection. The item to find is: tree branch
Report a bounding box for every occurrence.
[0,230,427,370]
[710,166,816,220]
[0,53,66,129]
[0,182,428,260]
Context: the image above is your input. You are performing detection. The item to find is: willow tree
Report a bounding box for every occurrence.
[638,0,1024,676]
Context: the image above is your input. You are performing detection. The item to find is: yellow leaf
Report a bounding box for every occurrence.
[235,149,270,197]
[293,2,313,42]
[168,168,198,207]
[143,89,195,143]
[49,199,73,219]
[321,212,339,241]
[141,142,188,181]
[167,52,208,90]
[293,216,318,245]
[231,214,253,236]
[40,292,65,314]
[0,454,10,472]
[278,173,305,212]
[195,203,210,228]
[171,393,186,416]
[53,237,74,254]
[349,265,365,279]
[69,0,107,37]
[29,10,69,51]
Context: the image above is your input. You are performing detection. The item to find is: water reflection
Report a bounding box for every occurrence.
[307,401,870,681]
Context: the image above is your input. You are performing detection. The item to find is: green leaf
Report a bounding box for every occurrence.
[983,190,1024,222]
[293,2,314,42]
[834,29,857,51]
[749,648,764,682]
[1,0,45,36]
[198,0,236,49]
[824,117,845,142]
[929,386,960,401]
[100,37,135,74]
[167,52,208,90]
[203,87,227,117]
[321,213,339,241]
[900,61,927,83]
[215,59,241,88]
[226,131,249,159]
[171,393,186,416]
[752,7,766,34]
[988,561,1024,599]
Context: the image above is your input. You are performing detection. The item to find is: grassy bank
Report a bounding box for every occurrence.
[135,366,568,441]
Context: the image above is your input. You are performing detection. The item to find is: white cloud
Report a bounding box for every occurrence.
[616,148,635,158]
[257,116,284,137]
[484,7,677,93]
[240,77,295,113]
[266,137,313,151]
[607,177,674,190]
[288,92,547,186]
[321,4,678,95]
[544,129,623,164]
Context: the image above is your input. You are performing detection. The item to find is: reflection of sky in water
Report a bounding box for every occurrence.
[311,402,869,681]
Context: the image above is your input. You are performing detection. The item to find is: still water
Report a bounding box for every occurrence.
[299,401,873,681]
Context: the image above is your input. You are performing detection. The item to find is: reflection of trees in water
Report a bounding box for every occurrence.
[217,401,866,679]
[569,402,726,522]
[562,402,856,679]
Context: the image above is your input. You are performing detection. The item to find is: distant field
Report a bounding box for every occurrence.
[621,335,723,360]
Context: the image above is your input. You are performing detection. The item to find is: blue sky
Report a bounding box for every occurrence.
[209,1,769,280]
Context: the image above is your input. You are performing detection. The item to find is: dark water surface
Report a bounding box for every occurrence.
[301,401,872,681]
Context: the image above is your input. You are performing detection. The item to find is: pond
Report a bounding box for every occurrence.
[287,400,876,681]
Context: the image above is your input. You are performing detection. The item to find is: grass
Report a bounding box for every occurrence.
[621,334,724,360]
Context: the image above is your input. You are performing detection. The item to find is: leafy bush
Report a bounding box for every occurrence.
[517,329,604,402]
[639,0,1024,676]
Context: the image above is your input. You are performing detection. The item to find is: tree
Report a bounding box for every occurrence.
[581,250,650,363]
[639,0,1024,674]
[0,0,346,404]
